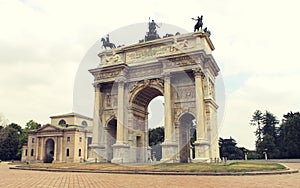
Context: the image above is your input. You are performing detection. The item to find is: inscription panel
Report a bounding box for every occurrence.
[126,45,171,63]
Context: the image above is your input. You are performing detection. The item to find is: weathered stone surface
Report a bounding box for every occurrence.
[89,32,220,163]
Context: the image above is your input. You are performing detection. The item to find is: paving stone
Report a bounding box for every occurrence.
[0,163,299,188]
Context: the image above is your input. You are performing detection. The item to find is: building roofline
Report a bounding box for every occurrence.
[50,112,93,121]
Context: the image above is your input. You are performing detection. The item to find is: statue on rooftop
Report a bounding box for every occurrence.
[192,15,203,32]
[101,34,116,49]
[145,19,160,42]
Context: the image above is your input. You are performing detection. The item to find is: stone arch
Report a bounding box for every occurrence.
[128,82,164,163]
[129,79,164,107]
[178,113,196,163]
[106,118,117,162]
[44,138,55,163]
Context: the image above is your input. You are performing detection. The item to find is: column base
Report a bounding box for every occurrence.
[111,143,130,164]
[160,141,178,163]
[193,139,210,162]
[89,144,107,162]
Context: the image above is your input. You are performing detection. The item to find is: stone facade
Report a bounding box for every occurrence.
[21,113,93,163]
[89,31,220,163]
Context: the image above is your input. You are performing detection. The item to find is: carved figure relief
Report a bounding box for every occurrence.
[171,38,189,52]
[103,49,123,65]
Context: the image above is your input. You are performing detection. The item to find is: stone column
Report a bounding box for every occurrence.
[116,77,125,144]
[161,73,177,162]
[54,137,59,161]
[112,75,130,164]
[164,73,172,142]
[91,84,101,146]
[40,137,45,161]
[193,68,210,162]
[59,136,63,162]
[90,83,106,162]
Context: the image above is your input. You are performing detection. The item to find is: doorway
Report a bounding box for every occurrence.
[44,139,55,163]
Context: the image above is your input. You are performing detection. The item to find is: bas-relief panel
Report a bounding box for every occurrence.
[129,66,162,79]
[175,85,196,101]
[95,70,120,80]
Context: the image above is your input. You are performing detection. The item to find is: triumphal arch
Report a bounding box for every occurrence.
[89,30,220,163]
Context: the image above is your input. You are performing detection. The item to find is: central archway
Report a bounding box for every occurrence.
[129,84,164,163]
[44,139,55,163]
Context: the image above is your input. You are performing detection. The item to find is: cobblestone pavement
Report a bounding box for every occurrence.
[0,162,299,188]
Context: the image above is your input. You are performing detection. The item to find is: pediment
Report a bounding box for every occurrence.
[37,124,62,132]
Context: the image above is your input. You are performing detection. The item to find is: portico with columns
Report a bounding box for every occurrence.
[89,31,220,163]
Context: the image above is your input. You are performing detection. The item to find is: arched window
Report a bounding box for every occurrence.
[81,120,87,127]
[25,149,28,156]
[58,119,66,125]
[78,149,81,157]
[30,149,34,156]
[66,148,70,157]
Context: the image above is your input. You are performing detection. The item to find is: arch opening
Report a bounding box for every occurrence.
[106,118,117,162]
[44,139,55,163]
[179,113,196,163]
[130,86,164,163]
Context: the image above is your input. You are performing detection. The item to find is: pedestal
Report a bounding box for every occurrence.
[111,143,130,164]
[89,144,107,162]
[160,141,178,163]
[192,139,210,163]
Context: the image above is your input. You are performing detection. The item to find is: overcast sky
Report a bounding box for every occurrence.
[1,0,300,149]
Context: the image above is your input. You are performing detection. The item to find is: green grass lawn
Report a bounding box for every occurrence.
[18,162,286,172]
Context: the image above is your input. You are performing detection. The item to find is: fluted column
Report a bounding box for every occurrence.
[164,73,172,142]
[194,69,205,140]
[193,68,210,162]
[116,77,125,144]
[91,84,102,147]
[161,72,177,162]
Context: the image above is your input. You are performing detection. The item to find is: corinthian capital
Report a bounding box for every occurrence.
[193,68,205,78]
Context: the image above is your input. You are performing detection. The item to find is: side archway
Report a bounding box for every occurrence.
[178,113,196,163]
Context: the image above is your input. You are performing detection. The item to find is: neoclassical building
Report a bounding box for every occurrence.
[21,113,93,163]
[89,31,220,163]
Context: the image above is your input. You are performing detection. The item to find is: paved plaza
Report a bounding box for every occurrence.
[0,162,300,188]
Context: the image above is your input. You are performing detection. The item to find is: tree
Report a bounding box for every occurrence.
[20,120,41,146]
[250,110,263,141]
[278,112,300,158]
[251,110,280,158]
[148,127,164,161]
[262,111,279,138]
[0,124,21,160]
[219,137,244,160]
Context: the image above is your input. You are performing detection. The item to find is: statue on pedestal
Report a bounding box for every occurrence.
[192,15,203,32]
[145,19,160,42]
[101,34,116,49]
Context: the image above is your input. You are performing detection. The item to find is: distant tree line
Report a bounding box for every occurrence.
[0,120,41,161]
[251,110,300,159]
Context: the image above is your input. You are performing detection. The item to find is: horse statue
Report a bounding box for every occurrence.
[192,15,203,32]
[101,38,116,49]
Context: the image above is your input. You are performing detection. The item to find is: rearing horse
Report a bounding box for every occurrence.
[192,15,203,32]
[101,38,116,49]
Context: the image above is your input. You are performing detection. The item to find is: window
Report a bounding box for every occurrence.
[88,137,92,145]
[66,148,69,157]
[81,120,87,127]
[78,149,81,157]
[58,119,66,125]
[79,137,82,142]
[67,137,70,142]
[30,149,34,156]
[32,138,35,143]
[25,149,28,156]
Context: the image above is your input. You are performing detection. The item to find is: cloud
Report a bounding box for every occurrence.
[0,0,299,150]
